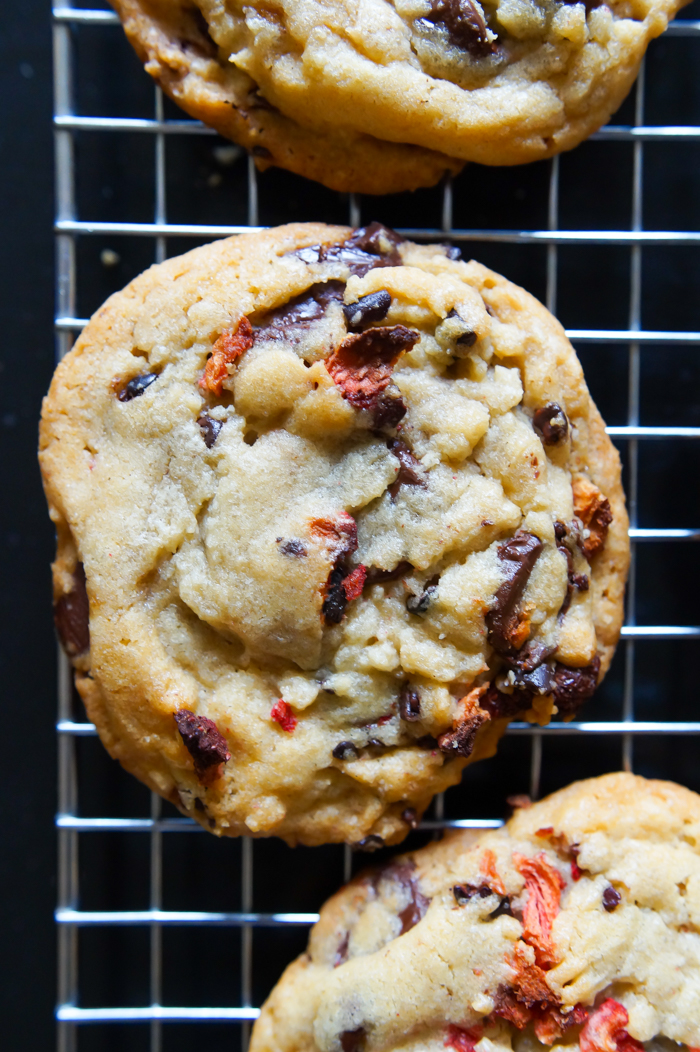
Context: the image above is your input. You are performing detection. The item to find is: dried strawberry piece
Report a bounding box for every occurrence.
[534,1004,588,1044]
[54,563,90,658]
[325,325,417,423]
[444,1024,484,1052]
[270,699,297,733]
[174,709,231,784]
[200,316,254,396]
[480,848,506,896]
[580,999,644,1052]
[571,859,582,881]
[491,986,532,1028]
[513,852,565,969]
[311,512,358,560]
[343,566,367,601]
[572,477,613,560]
[438,687,491,759]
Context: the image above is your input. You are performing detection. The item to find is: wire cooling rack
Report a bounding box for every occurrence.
[52,5,700,1050]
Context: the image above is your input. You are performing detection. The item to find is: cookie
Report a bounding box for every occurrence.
[251,773,700,1052]
[111,0,687,194]
[40,222,628,847]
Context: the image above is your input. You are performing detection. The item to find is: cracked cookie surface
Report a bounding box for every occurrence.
[250,774,700,1052]
[40,222,628,847]
[111,0,688,192]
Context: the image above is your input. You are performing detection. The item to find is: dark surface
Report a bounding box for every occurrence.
[2,1,700,1049]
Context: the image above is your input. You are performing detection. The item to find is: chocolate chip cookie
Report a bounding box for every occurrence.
[111,0,688,193]
[40,222,628,847]
[251,773,700,1052]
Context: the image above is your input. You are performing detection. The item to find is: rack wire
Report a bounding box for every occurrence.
[52,6,700,1050]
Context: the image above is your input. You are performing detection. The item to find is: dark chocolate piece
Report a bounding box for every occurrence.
[399,686,422,722]
[379,860,430,933]
[354,835,384,853]
[333,740,359,761]
[343,290,392,331]
[453,883,493,904]
[174,709,231,780]
[388,438,425,500]
[551,657,600,717]
[603,885,621,912]
[257,281,345,340]
[340,1029,366,1052]
[278,539,307,558]
[438,703,489,758]
[197,414,223,448]
[322,566,349,624]
[406,575,439,615]
[426,0,496,58]
[532,403,568,445]
[54,563,90,658]
[401,807,419,829]
[486,531,543,658]
[117,372,158,402]
[364,561,413,586]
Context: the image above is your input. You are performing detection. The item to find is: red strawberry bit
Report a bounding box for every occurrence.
[270,699,297,733]
[513,852,565,969]
[325,325,417,419]
[535,827,555,838]
[310,512,358,560]
[580,999,644,1052]
[571,860,582,881]
[534,1004,589,1045]
[343,565,367,601]
[444,1024,484,1052]
[200,316,254,395]
[480,849,506,897]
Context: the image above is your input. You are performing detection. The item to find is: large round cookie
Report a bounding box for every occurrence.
[251,773,700,1051]
[40,222,628,847]
[111,0,687,194]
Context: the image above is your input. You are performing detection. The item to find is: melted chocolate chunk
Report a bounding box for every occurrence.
[174,709,231,780]
[480,683,531,721]
[258,281,345,340]
[402,807,419,829]
[603,885,621,912]
[532,403,568,445]
[333,740,359,761]
[344,291,392,331]
[490,896,515,919]
[406,575,439,615]
[197,414,222,448]
[340,1029,366,1052]
[347,222,404,263]
[453,883,493,904]
[512,660,556,696]
[388,439,425,500]
[364,561,413,586]
[294,223,404,278]
[323,566,349,624]
[117,372,158,402]
[278,539,307,558]
[354,835,384,853]
[551,657,600,717]
[379,860,430,933]
[372,391,407,429]
[334,931,350,967]
[399,686,422,722]
[54,563,90,658]
[486,531,543,658]
[426,0,496,58]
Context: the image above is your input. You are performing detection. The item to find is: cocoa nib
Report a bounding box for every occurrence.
[603,885,621,912]
[453,883,493,904]
[257,281,345,341]
[551,657,600,717]
[117,372,158,402]
[406,574,439,615]
[388,439,425,500]
[326,326,417,425]
[340,1029,366,1052]
[197,413,222,448]
[313,514,362,625]
[532,403,568,445]
[278,538,307,558]
[378,860,430,933]
[399,686,422,722]
[344,291,392,331]
[486,531,543,658]
[364,561,413,586]
[572,477,613,560]
[425,0,496,58]
[323,566,350,624]
[54,563,90,658]
[174,709,231,781]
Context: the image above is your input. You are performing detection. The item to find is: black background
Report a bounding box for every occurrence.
[2,1,700,1048]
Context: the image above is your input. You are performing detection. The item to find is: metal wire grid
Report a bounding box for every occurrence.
[52,5,700,1048]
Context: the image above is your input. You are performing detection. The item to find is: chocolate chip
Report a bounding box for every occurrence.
[364,561,413,585]
[489,897,514,919]
[340,1029,366,1052]
[551,657,600,718]
[54,563,90,658]
[406,575,439,615]
[117,373,158,402]
[343,291,392,331]
[602,885,621,912]
[372,391,407,429]
[334,931,350,967]
[533,403,569,445]
[354,835,384,853]
[425,0,496,58]
[333,740,359,761]
[194,797,206,812]
[445,245,462,261]
[347,222,404,262]
[388,439,425,500]
[258,281,345,341]
[456,329,477,347]
[174,709,231,780]
[278,539,307,558]
[251,145,272,159]
[402,807,419,829]
[378,860,430,932]
[322,566,348,624]
[453,883,493,904]
[197,414,222,448]
[486,531,543,658]
[511,660,556,696]
[554,521,567,543]
[480,683,531,721]
[399,686,422,722]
